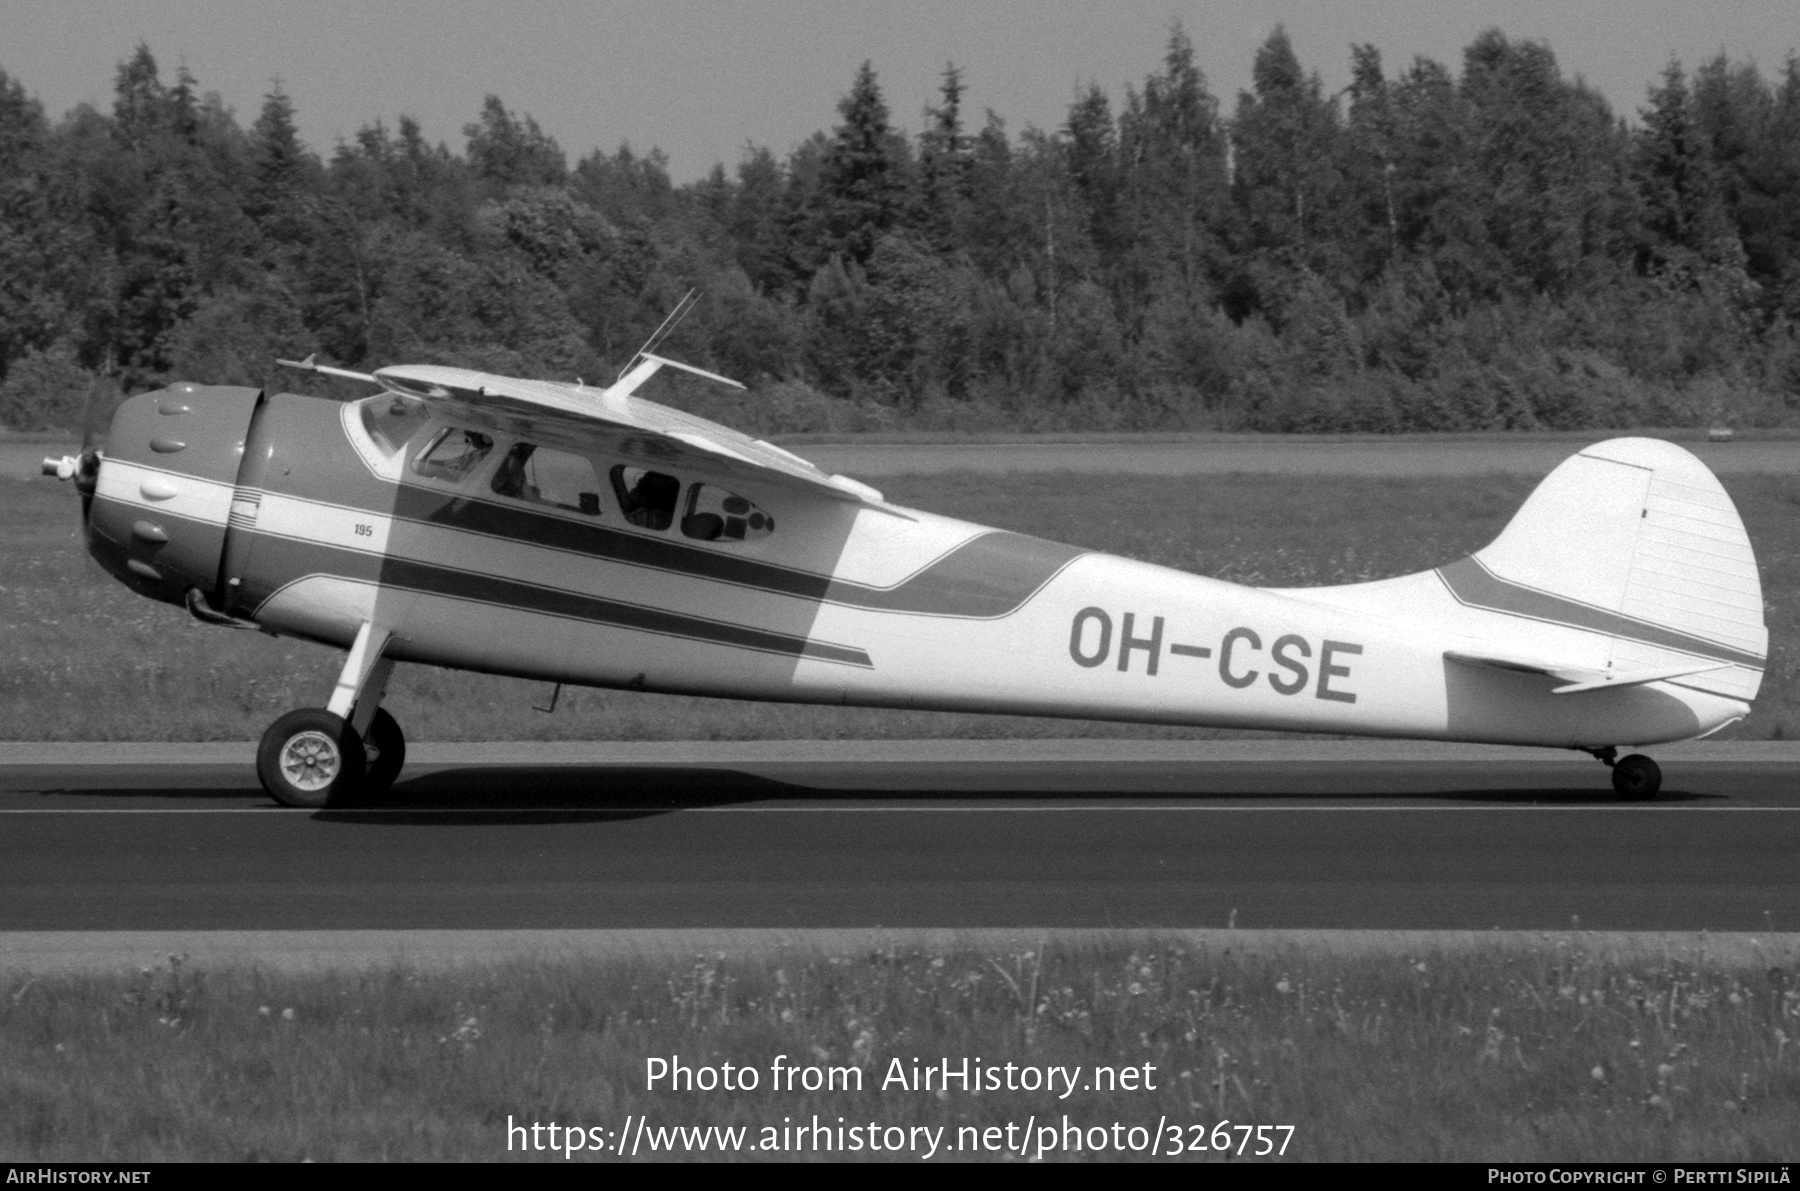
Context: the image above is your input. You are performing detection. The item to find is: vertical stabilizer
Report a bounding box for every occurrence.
[1446,438,1765,702]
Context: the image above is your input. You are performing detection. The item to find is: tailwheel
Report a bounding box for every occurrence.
[1610,754,1662,800]
[360,707,407,799]
[257,709,366,808]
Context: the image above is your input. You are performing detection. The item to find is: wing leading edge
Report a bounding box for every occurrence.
[277,354,884,505]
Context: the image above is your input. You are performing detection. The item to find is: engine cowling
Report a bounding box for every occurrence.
[81,383,261,610]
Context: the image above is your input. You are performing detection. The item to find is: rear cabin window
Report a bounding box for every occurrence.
[682,484,775,542]
[361,396,432,456]
[413,428,494,482]
[610,465,680,531]
[491,442,604,516]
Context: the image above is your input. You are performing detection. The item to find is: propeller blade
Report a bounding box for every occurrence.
[81,384,125,456]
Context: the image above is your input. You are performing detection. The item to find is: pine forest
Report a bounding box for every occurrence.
[2,27,1798,435]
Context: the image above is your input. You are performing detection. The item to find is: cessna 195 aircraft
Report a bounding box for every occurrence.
[44,311,1766,807]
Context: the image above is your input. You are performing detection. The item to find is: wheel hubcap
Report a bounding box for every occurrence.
[280,730,341,792]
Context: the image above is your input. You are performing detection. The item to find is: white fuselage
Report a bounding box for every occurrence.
[202,404,1747,751]
[85,389,1760,753]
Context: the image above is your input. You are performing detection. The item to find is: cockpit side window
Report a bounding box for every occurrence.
[610,464,680,531]
[492,442,604,516]
[360,395,432,457]
[681,484,775,542]
[413,427,494,481]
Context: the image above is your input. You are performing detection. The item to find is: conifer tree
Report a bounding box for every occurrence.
[1636,60,1739,268]
[818,61,910,265]
[1115,24,1231,324]
[916,63,971,249]
[465,95,567,188]
[1064,83,1120,260]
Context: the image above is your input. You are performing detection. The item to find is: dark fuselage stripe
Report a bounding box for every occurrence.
[1435,555,1764,669]
[248,391,1085,619]
[248,534,874,667]
[315,483,1087,619]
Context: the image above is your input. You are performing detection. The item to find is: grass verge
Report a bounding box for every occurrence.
[5,470,1796,741]
[3,936,1797,1161]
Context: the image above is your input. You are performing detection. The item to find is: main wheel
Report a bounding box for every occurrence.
[257,709,366,808]
[361,707,406,798]
[1611,753,1661,800]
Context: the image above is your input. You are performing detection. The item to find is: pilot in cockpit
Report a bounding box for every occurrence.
[621,470,679,529]
[491,443,539,501]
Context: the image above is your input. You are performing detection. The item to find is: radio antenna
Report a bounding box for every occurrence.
[617,288,699,383]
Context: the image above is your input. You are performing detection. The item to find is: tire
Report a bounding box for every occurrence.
[1611,753,1661,800]
[361,707,406,798]
[257,709,366,809]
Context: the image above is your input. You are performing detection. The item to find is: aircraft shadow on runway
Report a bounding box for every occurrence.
[22,764,1724,821]
[343,767,1724,825]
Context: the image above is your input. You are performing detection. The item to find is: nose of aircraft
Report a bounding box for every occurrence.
[45,382,263,612]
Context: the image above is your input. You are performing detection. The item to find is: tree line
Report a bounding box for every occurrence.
[2,26,1797,434]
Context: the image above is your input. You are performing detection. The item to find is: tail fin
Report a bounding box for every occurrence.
[1437,438,1766,702]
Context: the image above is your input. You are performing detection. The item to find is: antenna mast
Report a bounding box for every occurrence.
[616,289,699,383]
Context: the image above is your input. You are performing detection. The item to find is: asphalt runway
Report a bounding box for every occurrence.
[3,743,1795,935]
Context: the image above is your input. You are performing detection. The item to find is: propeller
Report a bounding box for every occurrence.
[81,383,124,454]
[43,382,123,497]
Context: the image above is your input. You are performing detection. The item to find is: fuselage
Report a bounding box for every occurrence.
[81,384,1759,750]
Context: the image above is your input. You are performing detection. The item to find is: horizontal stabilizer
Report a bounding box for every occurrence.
[1444,649,1729,695]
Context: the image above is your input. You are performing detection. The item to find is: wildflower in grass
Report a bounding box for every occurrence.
[440,1015,480,1047]
[1479,1023,1507,1063]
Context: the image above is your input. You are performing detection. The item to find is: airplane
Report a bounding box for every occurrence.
[43,332,1766,808]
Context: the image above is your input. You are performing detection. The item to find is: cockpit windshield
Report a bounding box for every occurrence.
[359,395,432,457]
[413,427,494,481]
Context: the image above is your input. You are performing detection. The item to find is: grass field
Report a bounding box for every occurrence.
[3,470,1795,741]
[4,937,1797,1161]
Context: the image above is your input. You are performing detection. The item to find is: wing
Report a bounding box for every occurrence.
[280,355,884,505]
[1443,649,1729,695]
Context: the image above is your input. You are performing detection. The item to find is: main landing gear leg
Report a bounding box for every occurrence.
[1579,745,1662,801]
[256,623,405,808]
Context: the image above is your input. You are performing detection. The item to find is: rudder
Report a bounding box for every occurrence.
[1447,437,1765,702]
